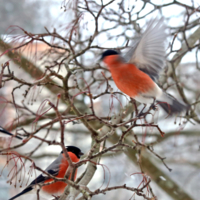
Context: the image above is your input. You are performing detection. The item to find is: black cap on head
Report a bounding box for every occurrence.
[61,146,84,158]
[101,50,119,60]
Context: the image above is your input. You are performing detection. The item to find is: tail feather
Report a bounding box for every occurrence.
[157,93,189,115]
[9,186,32,200]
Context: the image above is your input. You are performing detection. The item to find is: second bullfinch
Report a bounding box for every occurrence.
[9,146,84,200]
[101,18,187,115]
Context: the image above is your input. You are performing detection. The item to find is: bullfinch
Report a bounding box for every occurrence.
[9,146,84,200]
[0,126,22,140]
[101,18,187,115]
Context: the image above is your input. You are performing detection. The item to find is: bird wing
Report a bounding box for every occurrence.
[125,18,167,80]
[30,154,63,186]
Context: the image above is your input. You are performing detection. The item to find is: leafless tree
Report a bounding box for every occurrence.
[0,0,200,200]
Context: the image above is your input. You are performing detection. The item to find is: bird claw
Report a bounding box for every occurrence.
[137,103,156,118]
[52,195,60,200]
[150,103,157,111]
[137,111,146,118]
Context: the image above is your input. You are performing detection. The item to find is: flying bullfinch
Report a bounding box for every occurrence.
[0,126,22,140]
[101,18,187,115]
[9,146,84,200]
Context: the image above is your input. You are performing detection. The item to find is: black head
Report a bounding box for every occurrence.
[61,146,84,158]
[101,50,119,60]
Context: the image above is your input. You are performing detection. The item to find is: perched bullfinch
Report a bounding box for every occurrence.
[101,18,187,115]
[9,146,84,200]
[0,126,22,140]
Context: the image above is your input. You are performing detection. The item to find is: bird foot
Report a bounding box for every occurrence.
[52,195,60,200]
[137,103,156,118]
[150,104,157,111]
[137,111,146,118]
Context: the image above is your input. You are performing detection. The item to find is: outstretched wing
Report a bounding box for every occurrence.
[125,18,167,80]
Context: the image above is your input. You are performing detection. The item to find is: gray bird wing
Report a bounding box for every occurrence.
[124,18,168,80]
[30,153,63,186]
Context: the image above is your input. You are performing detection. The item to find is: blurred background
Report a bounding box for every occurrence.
[0,0,200,200]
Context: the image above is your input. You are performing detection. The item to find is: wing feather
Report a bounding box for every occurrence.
[125,18,167,80]
[29,154,63,186]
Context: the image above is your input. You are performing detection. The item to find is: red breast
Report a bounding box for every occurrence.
[42,152,79,194]
[103,55,155,97]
